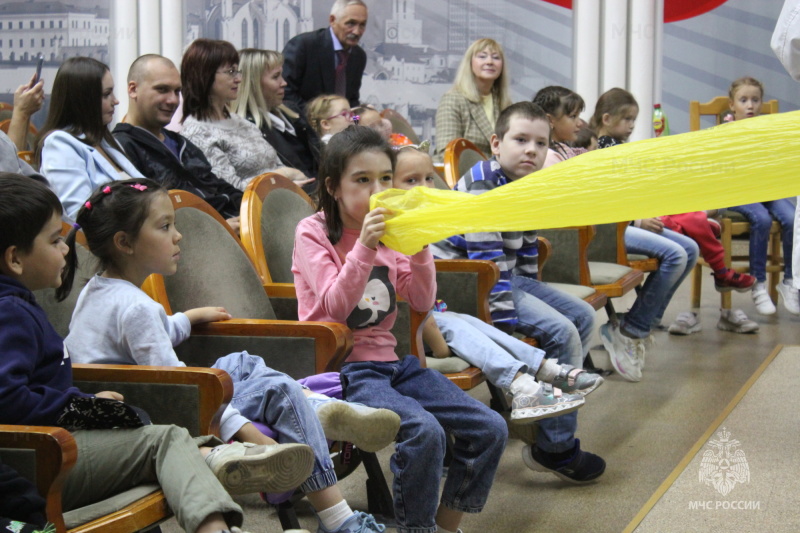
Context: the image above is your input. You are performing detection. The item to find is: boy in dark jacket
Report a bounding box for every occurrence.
[0,173,311,532]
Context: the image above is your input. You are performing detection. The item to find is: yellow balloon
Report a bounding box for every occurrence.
[371,111,800,255]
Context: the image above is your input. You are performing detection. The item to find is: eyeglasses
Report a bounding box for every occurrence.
[325,109,357,122]
[218,67,242,78]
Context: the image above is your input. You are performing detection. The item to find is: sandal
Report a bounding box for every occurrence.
[550,364,604,397]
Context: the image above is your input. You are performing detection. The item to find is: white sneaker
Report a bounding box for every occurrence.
[717,308,759,334]
[205,441,314,495]
[777,280,800,315]
[306,395,400,452]
[599,323,643,382]
[751,283,776,315]
[668,311,702,335]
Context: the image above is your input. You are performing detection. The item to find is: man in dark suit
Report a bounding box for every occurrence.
[282,0,368,112]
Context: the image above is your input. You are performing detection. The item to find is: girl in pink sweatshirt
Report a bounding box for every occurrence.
[292,126,507,533]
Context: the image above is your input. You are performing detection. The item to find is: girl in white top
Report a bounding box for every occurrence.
[179,39,310,191]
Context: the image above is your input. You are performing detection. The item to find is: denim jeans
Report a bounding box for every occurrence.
[212,351,337,493]
[432,310,545,391]
[730,200,795,281]
[510,275,594,453]
[341,356,507,533]
[623,226,699,338]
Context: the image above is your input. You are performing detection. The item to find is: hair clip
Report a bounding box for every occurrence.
[130,183,148,191]
[72,223,81,230]
[102,185,112,194]
[352,115,360,125]
[84,201,92,210]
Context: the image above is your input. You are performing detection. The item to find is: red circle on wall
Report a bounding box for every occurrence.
[541,0,729,23]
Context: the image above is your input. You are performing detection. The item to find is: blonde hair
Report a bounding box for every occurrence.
[451,38,511,110]
[233,48,297,129]
[306,94,349,135]
[729,76,764,100]
[588,87,638,132]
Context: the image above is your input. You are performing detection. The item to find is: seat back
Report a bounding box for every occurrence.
[34,226,99,338]
[242,173,316,284]
[587,222,627,265]
[380,108,420,144]
[443,138,487,188]
[537,227,593,286]
[689,96,778,131]
[0,116,39,151]
[162,190,276,319]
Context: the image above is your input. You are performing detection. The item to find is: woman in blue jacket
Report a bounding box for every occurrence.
[36,57,143,220]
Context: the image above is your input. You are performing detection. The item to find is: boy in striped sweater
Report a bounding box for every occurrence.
[431,101,605,484]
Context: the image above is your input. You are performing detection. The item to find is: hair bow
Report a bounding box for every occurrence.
[130,183,148,191]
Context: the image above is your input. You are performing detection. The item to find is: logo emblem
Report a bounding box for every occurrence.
[699,427,750,496]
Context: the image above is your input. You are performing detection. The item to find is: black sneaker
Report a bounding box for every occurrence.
[522,439,605,484]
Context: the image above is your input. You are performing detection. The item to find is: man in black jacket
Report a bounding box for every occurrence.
[112,54,242,231]
[282,0,368,112]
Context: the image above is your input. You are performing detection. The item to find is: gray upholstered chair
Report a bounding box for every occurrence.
[585,223,645,324]
[379,108,421,145]
[142,189,351,378]
[536,230,608,312]
[443,137,487,189]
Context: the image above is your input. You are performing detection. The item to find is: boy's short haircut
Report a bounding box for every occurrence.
[494,101,548,139]
[0,173,63,254]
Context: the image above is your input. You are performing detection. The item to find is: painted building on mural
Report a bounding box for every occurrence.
[204,0,313,51]
[0,1,108,63]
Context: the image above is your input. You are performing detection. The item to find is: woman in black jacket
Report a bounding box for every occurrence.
[234,48,320,192]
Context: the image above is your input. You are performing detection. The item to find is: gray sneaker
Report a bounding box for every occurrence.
[307,395,400,452]
[599,323,643,382]
[549,364,604,397]
[510,382,584,424]
[717,308,759,334]
[205,441,314,494]
[668,311,702,335]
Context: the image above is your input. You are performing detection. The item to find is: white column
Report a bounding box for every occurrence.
[138,0,161,55]
[110,1,138,124]
[627,0,656,141]
[601,0,628,93]
[160,0,185,67]
[573,0,601,120]
[653,0,665,106]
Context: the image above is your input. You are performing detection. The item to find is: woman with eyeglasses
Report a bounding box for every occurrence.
[180,39,311,191]
[305,94,356,144]
[232,49,320,186]
[37,56,145,220]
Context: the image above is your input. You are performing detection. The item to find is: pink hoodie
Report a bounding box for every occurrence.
[292,213,436,363]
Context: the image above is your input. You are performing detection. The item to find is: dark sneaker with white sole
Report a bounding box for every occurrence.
[522,439,606,484]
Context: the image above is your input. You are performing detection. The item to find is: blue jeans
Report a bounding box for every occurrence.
[212,351,337,493]
[730,200,795,281]
[341,356,507,533]
[432,310,545,391]
[510,275,594,453]
[624,226,699,338]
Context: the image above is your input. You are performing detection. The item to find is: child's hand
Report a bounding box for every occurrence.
[640,218,664,233]
[185,306,232,325]
[96,391,124,401]
[359,208,389,250]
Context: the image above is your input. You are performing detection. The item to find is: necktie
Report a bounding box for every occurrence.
[335,49,348,97]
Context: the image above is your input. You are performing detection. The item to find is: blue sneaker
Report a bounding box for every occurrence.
[316,512,386,533]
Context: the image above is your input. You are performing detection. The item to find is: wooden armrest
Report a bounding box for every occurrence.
[538,236,551,277]
[73,364,232,437]
[191,319,353,373]
[576,226,595,285]
[0,425,76,532]
[264,283,297,299]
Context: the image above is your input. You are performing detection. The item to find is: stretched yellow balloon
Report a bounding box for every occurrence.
[371,111,800,255]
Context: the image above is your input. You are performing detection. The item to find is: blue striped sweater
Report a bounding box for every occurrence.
[430,158,538,330]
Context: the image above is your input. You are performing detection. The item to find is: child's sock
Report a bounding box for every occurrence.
[534,358,561,383]
[508,373,540,396]
[317,500,353,531]
[437,527,461,533]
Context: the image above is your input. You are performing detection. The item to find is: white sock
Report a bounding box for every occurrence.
[534,358,561,383]
[437,527,459,533]
[317,500,353,531]
[508,373,539,396]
